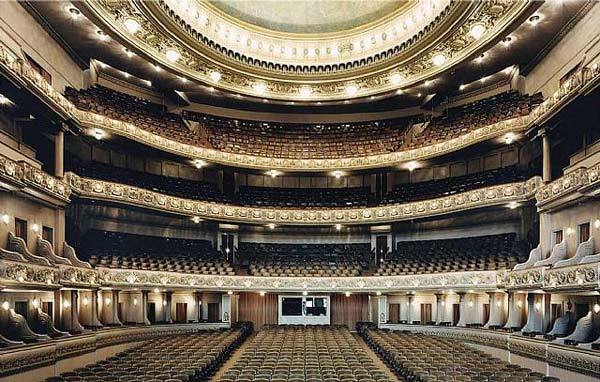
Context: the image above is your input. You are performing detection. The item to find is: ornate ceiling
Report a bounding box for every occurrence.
[77,0,537,101]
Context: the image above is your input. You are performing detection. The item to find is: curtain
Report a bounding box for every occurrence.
[330,294,369,330]
[238,292,278,329]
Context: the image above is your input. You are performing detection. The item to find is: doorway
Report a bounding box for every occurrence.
[452,304,460,325]
[147,302,156,324]
[388,303,400,323]
[420,303,432,324]
[176,303,188,323]
[208,302,219,322]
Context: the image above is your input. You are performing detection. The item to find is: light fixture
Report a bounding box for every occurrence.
[225,247,230,254]
[299,86,312,98]
[459,84,466,91]
[496,300,501,308]
[96,30,109,41]
[153,288,160,293]
[468,301,474,308]
[123,18,140,34]
[475,53,486,64]
[504,132,515,144]
[162,300,167,306]
[2,214,9,224]
[93,128,104,140]
[68,7,80,19]
[154,65,162,72]
[566,227,574,236]
[396,89,403,95]
[227,291,233,295]
[267,169,279,178]
[165,48,180,63]
[424,80,433,87]
[376,291,382,296]
[345,84,358,96]
[390,73,402,85]
[193,159,205,169]
[191,216,201,224]
[32,299,39,308]
[63,300,70,309]
[333,170,343,179]
[405,161,419,172]
[0,94,12,105]
[209,70,222,82]
[18,276,24,283]
[535,302,541,311]
[594,304,600,314]
[517,301,523,309]
[507,201,518,210]
[501,36,513,46]
[253,82,267,94]
[432,53,446,66]
[302,291,308,296]
[335,224,342,231]
[83,297,89,306]
[529,15,541,26]
[124,48,133,58]
[469,23,486,40]
[96,61,107,69]
[594,219,600,229]
[441,301,445,307]
[480,76,488,83]
[123,71,130,78]
[32,224,39,233]
[180,77,187,83]
[105,298,111,306]
[1,301,8,311]
[268,223,275,230]
[259,291,265,297]
[345,292,351,297]
[133,298,138,306]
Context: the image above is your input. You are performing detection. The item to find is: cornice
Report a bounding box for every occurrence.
[536,161,600,211]
[2,40,599,171]
[77,0,533,101]
[66,173,540,226]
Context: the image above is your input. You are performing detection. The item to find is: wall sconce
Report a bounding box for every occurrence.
[162,300,167,306]
[535,302,541,311]
[595,219,600,230]
[594,304,600,314]
[259,291,265,297]
[32,224,40,233]
[441,301,445,307]
[83,297,89,306]
[63,300,70,309]
[133,298,138,306]
[32,299,39,309]
[105,298,111,306]
[1,214,9,225]
[517,301,523,309]
[566,227,573,236]
[376,291,382,296]
[227,291,233,295]
[345,292,351,297]
[468,301,474,308]
[2,301,9,311]
[153,288,160,293]
[17,276,24,283]
[496,300,501,308]
[302,291,308,296]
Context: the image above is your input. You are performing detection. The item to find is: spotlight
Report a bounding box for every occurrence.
[32,299,39,308]
[405,161,419,172]
[504,132,515,144]
[193,159,205,169]
[376,291,382,296]
[595,219,600,229]
[124,48,133,58]
[191,216,201,224]
[594,304,600,314]
[32,224,39,233]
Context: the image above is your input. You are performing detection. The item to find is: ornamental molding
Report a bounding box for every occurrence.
[66,173,540,225]
[1,41,599,171]
[536,161,600,211]
[79,0,532,101]
[380,324,600,378]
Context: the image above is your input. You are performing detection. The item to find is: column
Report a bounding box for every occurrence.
[140,290,150,325]
[542,130,551,183]
[164,292,173,323]
[60,290,85,334]
[54,129,64,178]
[79,289,102,328]
[503,292,526,331]
[221,293,231,325]
[522,292,551,334]
[407,295,413,323]
[457,292,467,327]
[435,293,446,325]
[101,290,122,326]
[377,295,388,327]
[194,291,202,323]
[484,292,506,329]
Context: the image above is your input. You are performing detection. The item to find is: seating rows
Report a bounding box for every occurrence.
[184,111,409,159]
[218,325,392,382]
[238,186,375,207]
[376,234,528,276]
[241,243,370,277]
[407,91,544,149]
[75,161,226,202]
[46,325,252,382]
[65,86,541,160]
[382,165,528,204]
[357,324,559,382]
[81,230,235,276]
[65,86,209,147]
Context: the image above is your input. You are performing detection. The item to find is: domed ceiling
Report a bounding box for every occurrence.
[77,0,536,102]
[207,0,409,34]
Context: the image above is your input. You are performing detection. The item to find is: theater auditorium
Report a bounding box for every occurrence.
[1,1,600,381]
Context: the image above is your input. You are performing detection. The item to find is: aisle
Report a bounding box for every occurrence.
[354,333,400,382]
[211,332,256,381]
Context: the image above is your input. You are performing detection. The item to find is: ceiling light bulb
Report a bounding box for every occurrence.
[83,297,89,306]
[209,70,222,82]
[376,291,382,296]
[594,219,600,229]
[268,223,275,230]
[63,300,70,309]
[165,48,180,63]
[268,169,279,178]
[154,65,161,72]
[68,7,80,19]
[432,53,446,66]
[254,82,267,94]
[508,201,518,209]
[1,301,8,311]
[259,291,265,297]
[459,84,466,91]
[124,18,140,34]
[594,304,600,314]
[390,73,402,85]
[125,48,133,58]
[405,161,419,172]
[153,288,159,293]
[501,36,513,46]
[333,170,343,179]
[32,299,39,309]
[133,298,138,306]
[180,77,187,83]
[32,224,39,233]
[469,23,486,40]
[299,86,312,98]
[193,159,205,168]
[191,216,201,224]
[96,30,109,41]
[335,224,342,231]
[529,15,541,25]
[302,291,308,296]
[123,72,130,78]
[345,292,351,297]
[504,132,515,144]
[227,291,233,295]
[2,214,9,224]
[346,85,358,96]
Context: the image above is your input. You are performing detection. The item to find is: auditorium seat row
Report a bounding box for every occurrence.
[46,324,252,382]
[218,325,392,382]
[241,243,370,277]
[357,323,559,382]
[81,230,235,276]
[238,186,375,208]
[376,234,528,276]
[65,85,541,160]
